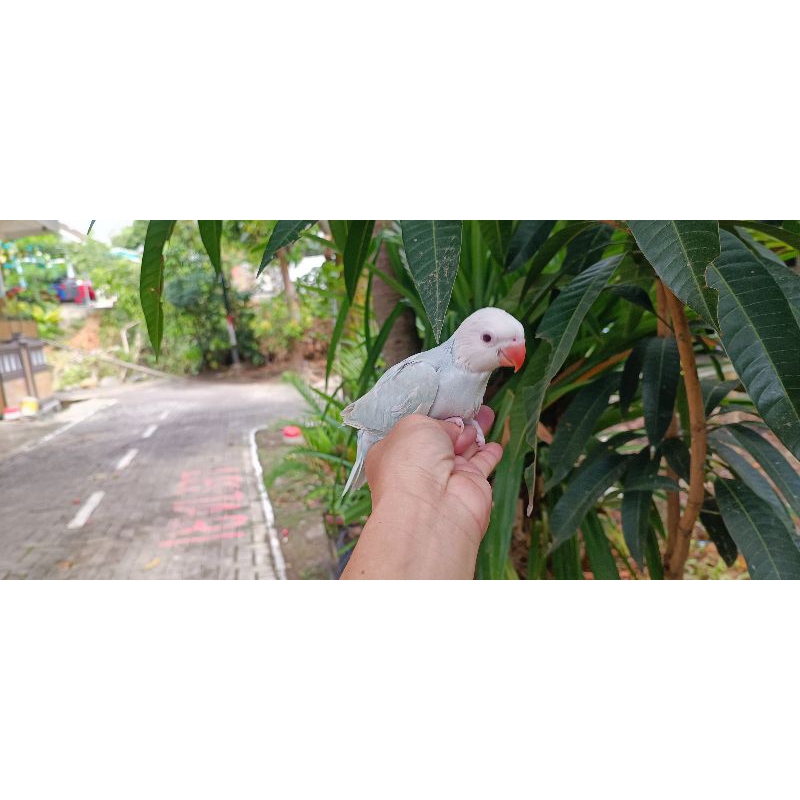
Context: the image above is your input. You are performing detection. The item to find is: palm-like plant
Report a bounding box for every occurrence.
[140,219,800,579]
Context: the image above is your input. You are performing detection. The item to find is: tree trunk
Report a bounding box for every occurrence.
[371,221,421,367]
[279,250,300,323]
[279,249,304,370]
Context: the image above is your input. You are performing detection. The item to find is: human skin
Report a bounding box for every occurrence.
[340,406,503,580]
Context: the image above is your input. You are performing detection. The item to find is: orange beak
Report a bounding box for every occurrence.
[498,341,526,373]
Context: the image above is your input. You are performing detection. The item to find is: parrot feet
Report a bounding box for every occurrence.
[443,416,486,448]
[443,416,465,435]
[467,417,486,447]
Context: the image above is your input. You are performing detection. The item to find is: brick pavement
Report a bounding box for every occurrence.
[0,377,299,579]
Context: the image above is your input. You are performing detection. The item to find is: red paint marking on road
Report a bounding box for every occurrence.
[168,514,250,537]
[160,466,250,548]
[172,498,246,516]
[159,532,246,548]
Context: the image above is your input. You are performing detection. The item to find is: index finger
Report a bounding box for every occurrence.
[466,442,503,478]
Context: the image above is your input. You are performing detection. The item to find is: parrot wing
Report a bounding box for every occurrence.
[341,359,440,434]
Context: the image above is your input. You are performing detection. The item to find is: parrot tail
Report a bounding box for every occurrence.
[342,429,377,497]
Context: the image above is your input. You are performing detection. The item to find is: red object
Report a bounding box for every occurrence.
[282,426,302,438]
[3,406,21,421]
[75,283,96,303]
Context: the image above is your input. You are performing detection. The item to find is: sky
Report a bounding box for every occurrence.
[63,219,132,245]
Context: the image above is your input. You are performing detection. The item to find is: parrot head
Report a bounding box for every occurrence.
[452,307,526,373]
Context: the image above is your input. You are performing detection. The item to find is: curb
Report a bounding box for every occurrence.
[248,427,287,580]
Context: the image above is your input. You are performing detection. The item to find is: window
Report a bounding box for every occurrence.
[0,351,23,375]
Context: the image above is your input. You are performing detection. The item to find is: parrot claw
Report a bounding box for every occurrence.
[443,416,465,436]
[467,418,486,448]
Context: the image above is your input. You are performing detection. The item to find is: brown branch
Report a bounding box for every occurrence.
[551,350,632,391]
[575,350,632,384]
[655,282,682,569]
[664,289,707,580]
[550,358,587,387]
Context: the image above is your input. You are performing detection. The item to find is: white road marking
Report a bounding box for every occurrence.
[115,448,139,471]
[67,491,106,529]
[3,399,118,462]
[158,410,170,421]
[249,427,287,580]
[142,424,158,439]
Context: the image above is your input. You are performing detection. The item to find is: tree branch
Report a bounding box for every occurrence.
[664,289,707,580]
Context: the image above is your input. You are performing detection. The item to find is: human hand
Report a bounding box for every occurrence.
[340,406,503,579]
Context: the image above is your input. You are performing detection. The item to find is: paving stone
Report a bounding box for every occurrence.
[0,378,298,580]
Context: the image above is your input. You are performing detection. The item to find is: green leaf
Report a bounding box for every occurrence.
[715,478,800,579]
[699,497,738,567]
[479,220,512,265]
[619,342,644,416]
[733,227,787,266]
[357,304,405,397]
[658,437,691,483]
[505,220,555,272]
[257,220,315,275]
[641,336,680,446]
[550,450,627,549]
[521,345,554,515]
[707,231,800,459]
[197,220,223,275]
[621,448,655,567]
[719,423,800,519]
[139,220,176,358]
[537,254,623,377]
[628,220,720,325]
[325,296,351,386]
[701,378,740,416]
[624,475,679,492]
[709,435,791,524]
[523,255,622,515]
[328,220,349,252]
[521,221,596,295]
[723,220,800,251]
[645,525,664,579]
[582,511,620,579]
[562,223,614,275]
[478,390,527,579]
[552,536,584,579]
[343,220,375,302]
[545,372,618,490]
[400,220,462,343]
[607,284,655,313]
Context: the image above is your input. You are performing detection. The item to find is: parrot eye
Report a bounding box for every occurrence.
[481,333,493,343]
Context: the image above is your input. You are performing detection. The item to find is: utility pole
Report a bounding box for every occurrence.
[218,269,241,368]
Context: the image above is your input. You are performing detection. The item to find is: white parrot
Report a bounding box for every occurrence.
[341,307,526,495]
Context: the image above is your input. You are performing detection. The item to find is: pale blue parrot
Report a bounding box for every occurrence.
[341,307,526,496]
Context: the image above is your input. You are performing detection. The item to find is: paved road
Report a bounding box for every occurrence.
[0,377,299,579]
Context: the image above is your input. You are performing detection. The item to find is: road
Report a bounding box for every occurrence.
[0,377,299,579]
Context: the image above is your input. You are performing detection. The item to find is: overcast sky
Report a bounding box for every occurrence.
[63,219,133,245]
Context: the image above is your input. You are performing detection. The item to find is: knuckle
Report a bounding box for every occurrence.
[395,415,426,434]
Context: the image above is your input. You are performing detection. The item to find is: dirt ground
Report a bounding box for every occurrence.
[256,427,337,580]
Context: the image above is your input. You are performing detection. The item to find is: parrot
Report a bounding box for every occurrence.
[341,307,526,496]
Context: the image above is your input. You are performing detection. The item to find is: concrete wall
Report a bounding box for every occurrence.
[1,376,28,407]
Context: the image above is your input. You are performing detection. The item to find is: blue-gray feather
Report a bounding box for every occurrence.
[341,339,491,497]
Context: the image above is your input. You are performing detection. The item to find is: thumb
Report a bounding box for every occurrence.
[434,418,470,450]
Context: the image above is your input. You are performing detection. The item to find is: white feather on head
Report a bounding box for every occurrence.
[452,307,526,373]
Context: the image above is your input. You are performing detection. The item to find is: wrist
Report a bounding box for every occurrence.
[341,493,480,580]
